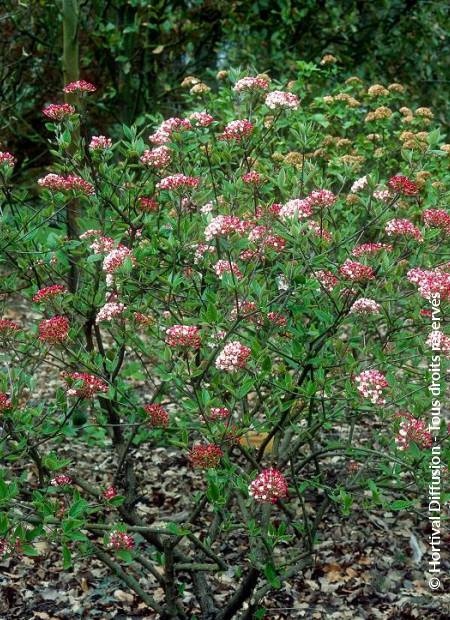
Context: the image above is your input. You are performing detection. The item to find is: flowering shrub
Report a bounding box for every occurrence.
[0,68,449,616]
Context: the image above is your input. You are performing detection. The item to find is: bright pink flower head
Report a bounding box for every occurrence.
[423,209,450,233]
[63,80,96,94]
[144,403,169,427]
[387,175,419,196]
[349,298,381,315]
[103,246,134,273]
[242,171,262,184]
[50,474,72,486]
[38,316,69,343]
[265,90,299,110]
[156,173,199,191]
[355,370,388,405]
[208,407,230,421]
[38,173,68,191]
[103,486,118,501]
[42,103,75,121]
[204,215,246,240]
[249,468,289,503]
[214,259,243,280]
[96,302,126,323]
[315,270,339,292]
[33,285,67,303]
[351,242,393,257]
[189,112,214,126]
[407,267,450,301]
[89,136,112,150]
[0,319,20,335]
[0,152,15,168]
[64,372,108,398]
[385,218,423,241]
[166,325,201,349]
[138,196,159,212]
[215,341,251,372]
[64,175,95,195]
[267,311,288,326]
[188,443,223,468]
[149,117,191,144]
[140,146,171,168]
[307,189,337,209]
[234,77,270,92]
[219,119,254,142]
[395,413,432,450]
[109,530,134,550]
[0,393,12,413]
[279,199,313,220]
[339,259,375,282]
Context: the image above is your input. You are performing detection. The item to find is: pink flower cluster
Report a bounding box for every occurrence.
[0,393,12,412]
[350,298,381,315]
[38,316,69,343]
[214,260,243,280]
[149,117,191,145]
[355,370,388,404]
[265,90,299,110]
[352,242,393,257]
[315,270,339,292]
[189,112,214,127]
[339,259,375,282]
[96,302,126,323]
[166,325,201,349]
[307,189,337,209]
[407,267,450,300]
[242,171,261,184]
[215,341,251,372]
[156,173,199,190]
[385,218,423,241]
[89,135,112,150]
[64,372,108,398]
[38,173,94,195]
[140,145,171,168]
[204,215,247,240]
[103,246,134,273]
[42,103,76,121]
[395,413,432,450]
[138,196,159,212]
[109,531,134,550]
[248,468,289,503]
[144,403,169,427]
[188,443,223,468]
[63,80,96,94]
[234,77,270,92]
[0,319,20,335]
[279,198,313,220]
[103,486,118,500]
[194,243,215,263]
[350,176,368,193]
[50,474,72,486]
[267,311,288,326]
[208,407,230,421]
[387,175,419,196]
[33,284,67,303]
[219,119,254,141]
[423,209,450,233]
[0,152,15,168]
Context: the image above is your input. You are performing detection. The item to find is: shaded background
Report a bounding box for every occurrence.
[2,0,449,173]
